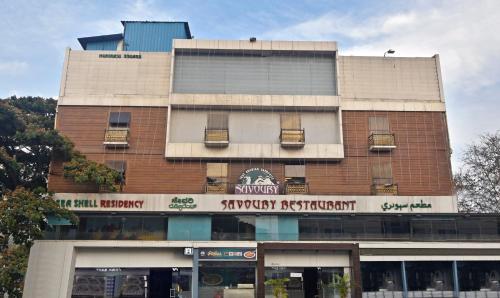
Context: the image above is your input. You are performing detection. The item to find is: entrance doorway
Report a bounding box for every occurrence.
[265,267,344,298]
[303,268,319,298]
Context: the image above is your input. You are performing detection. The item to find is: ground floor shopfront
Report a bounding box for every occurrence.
[23,241,500,298]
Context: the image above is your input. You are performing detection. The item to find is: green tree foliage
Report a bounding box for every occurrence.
[0,96,118,297]
[264,278,289,298]
[455,132,500,213]
[329,273,353,298]
[0,96,73,194]
[64,152,122,192]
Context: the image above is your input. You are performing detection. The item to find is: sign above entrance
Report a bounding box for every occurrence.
[54,193,457,214]
[235,168,279,195]
[199,248,257,261]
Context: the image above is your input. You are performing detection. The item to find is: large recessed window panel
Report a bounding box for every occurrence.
[173,50,337,95]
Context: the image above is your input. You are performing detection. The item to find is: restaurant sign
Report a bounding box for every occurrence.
[54,194,455,213]
[56,198,144,209]
[199,247,257,261]
[235,168,279,195]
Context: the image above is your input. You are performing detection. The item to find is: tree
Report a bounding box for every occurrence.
[455,132,500,213]
[329,273,353,298]
[0,188,78,297]
[0,96,120,297]
[264,278,289,298]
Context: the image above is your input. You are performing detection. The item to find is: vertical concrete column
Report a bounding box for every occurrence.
[401,261,408,298]
[23,242,76,298]
[256,244,265,298]
[192,248,199,298]
[350,244,362,298]
[452,261,460,298]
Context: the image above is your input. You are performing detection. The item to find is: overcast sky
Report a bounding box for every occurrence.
[1,0,499,170]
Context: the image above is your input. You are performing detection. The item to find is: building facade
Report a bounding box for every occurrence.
[23,21,500,298]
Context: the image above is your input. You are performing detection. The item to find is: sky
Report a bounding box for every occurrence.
[1,0,499,170]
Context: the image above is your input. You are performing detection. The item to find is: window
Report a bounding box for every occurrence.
[211,215,255,240]
[206,163,228,193]
[281,113,301,130]
[205,112,229,146]
[105,160,127,184]
[285,165,307,194]
[368,116,389,134]
[280,113,304,146]
[371,161,393,185]
[207,112,228,130]
[109,112,131,128]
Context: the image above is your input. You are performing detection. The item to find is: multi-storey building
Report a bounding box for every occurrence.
[23,21,500,298]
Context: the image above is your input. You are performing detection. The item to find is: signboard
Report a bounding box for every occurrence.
[183,247,194,256]
[198,248,257,261]
[54,193,456,214]
[235,168,280,195]
[56,198,144,209]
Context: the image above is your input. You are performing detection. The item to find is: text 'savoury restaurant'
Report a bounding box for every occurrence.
[23,21,500,298]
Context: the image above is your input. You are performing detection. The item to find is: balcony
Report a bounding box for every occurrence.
[204,128,229,147]
[280,129,305,148]
[205,182,228,194]
[285,182,309,195]
[104,128,130,148]
[371,184,398,196]
[368,133,396,151]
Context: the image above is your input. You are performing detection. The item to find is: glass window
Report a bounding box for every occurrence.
[109,112,131,128]
[371,162,393,185]
[383,217,409,239]
[362,262,403,292]
[342,217,366,239]
[405,261,453,292]
[212,215,255,241]
[207,112,228,130]
[456,218,481,240]
[458,261,500,291]
[410,219,433,241]
[368,116,390,133]
[281,113,301,129]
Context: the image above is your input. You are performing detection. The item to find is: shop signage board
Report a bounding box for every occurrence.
[54,194,456,213]
[198,248,257,261]
[235,168,280,195]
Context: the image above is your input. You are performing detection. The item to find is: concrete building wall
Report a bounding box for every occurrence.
[58,50,171,106]
[338,56,443,101]
[169,109,340,144]
[49,106,452,196]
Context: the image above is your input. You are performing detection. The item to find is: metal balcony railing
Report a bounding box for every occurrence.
[280,128,305,148]
[285,182,309,195]
[104,127,130,148]
[368,133,396,151]
[204,128,229,147]
[205,182,228,194]
[371,183,398,195]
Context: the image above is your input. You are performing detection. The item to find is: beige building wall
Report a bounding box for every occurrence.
[338,55,444,102]
[58,49,171,106]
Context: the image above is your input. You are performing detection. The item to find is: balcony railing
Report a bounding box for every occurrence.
[104,127,130,148]
[205,182,228,194]
[204,128,229,147]
[280,128,305,148]
[285,182,309,195]
[368,133,396,151]
[371,183,398,195]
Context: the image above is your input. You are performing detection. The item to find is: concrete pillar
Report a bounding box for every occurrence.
[192,248,199,298]
[23,241,76,298]
[452,261,460,298]
[401,261,408,298]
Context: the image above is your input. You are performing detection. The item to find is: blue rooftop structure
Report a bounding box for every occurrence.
[77,21,191,52]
